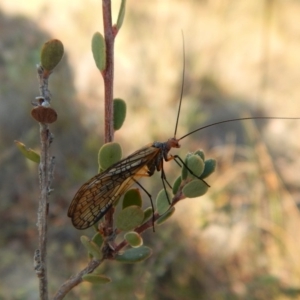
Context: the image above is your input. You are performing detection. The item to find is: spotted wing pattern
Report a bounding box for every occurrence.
[68,145,161,229]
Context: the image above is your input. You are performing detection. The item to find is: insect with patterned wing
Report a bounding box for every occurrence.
[68,115,300,230]
[68,41,300,230]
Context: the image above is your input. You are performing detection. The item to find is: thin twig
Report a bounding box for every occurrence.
[102,0,116,243]
[53,258,103,300]
[102,0,115,143]
[37,123,49,300]
[35,65,54,300]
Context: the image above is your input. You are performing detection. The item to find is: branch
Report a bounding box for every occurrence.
[102,0,116,242]
[53,258,104,300]
[102,0,115,143]
[34,66,56,300]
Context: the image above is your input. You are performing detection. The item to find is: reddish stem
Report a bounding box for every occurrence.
[102,0,115,143]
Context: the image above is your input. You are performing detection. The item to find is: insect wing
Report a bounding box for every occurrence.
[68,145,160,229]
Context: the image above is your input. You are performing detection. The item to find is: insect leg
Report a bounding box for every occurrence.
[160,165,174,205]
[132,179,156,232]
[173,155,210,187]
[161,168,173,189]
[172,157,182,168]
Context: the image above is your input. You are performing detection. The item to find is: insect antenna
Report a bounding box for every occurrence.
[173,31,185,139]
[160,33,210,204]
[178,116,300,141]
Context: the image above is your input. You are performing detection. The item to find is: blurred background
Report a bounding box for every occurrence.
[1,0,300,299]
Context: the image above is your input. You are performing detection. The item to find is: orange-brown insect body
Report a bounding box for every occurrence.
[68,138,180,229]
[68,34,300,230]
[68,116,300,230]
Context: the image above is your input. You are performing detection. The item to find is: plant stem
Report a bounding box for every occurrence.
[102,0,115,239]
[102,0,114,143]
[53,258,103,300]
[35,66,55,300]
[36,123,50,300]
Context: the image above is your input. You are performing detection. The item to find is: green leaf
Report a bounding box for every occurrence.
[92,32,106,71]
[98,142,122,170]
[124,231,143,248]
[143,207,153,222]
[40,39,64,71]
[80,236,102,260]
[181,154,190,180]
[182,180,209,198]
[194,149,205,161]
[116,0,126,30]
[116,206,144,231]
[201,159,217,179]
[115,246,152,263]
[14,140,40,163]
[187,154,205,179]
[172,175,182,195]
[123,189,142,209]
[157,207,175,225]
[113,98,126,130]
[82,274,111,284]
[156,189,171,215]
[92,232,104,248]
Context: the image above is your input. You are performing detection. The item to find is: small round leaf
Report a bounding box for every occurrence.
[31,106,57,124]
[82,274,111,284]
[92,232,104,248]
[182,180,209,198]
[143,207,153,222]
[156,189,171,215]
[123,189,142,209]
[114,98,126,130]
[115,246,152,263]
[92,32,106,71]
[80,236,102,259]
[157,207,175,225]
[116,206,144,231]
[201,159,217,179]
[194,149,205,161]
[125,232,143,248]
[181,154,190,180]
[172,175,182,195]
[187,155,205,178]
[98,142,122,170]
[40,39,64,71]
